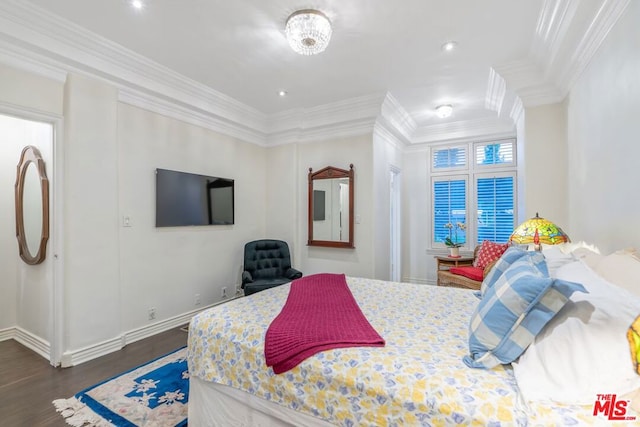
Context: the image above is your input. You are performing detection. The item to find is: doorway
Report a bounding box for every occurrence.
[0,110,61,366]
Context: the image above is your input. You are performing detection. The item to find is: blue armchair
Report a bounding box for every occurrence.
[241,239,302,296]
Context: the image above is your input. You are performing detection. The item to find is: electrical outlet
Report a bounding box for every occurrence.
[194,293,201,306]
[221,287,227,298]
[148,307,156,320]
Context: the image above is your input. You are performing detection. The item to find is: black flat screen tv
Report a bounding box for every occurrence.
[155,168,234,227]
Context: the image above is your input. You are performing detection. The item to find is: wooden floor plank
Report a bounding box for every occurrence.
[0,327,188,426]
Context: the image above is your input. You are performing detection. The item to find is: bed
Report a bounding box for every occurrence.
[187,260,640,426]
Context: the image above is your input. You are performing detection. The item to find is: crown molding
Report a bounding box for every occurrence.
[510,96,524,123]
[412,117,515,145]
[495,58,564,107]
[553,0,631,95]
[485,68,507,114]
[380,93,416,142]
[0,38,67,82]
[267,116,377,146]
[531,0,580,67]
[499,0,629,107]
[373,121,406,153]
[267,93,385,134]
[118,88,267,146]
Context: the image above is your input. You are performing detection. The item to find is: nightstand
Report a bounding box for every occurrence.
[434,255,474,287]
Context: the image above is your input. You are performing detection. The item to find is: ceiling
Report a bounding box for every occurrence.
[0,0,625,144]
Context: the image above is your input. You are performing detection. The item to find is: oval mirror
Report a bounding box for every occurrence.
[308,164,354,248]
[15,145,49,265]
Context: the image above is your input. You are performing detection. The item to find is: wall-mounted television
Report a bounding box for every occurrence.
[155,168,234,227]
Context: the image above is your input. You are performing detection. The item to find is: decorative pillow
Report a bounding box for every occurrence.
[449,266,483,282]
[513,260,640,404]
[464,256,586,369]
[481,247,547,296]
[473,240,509,269]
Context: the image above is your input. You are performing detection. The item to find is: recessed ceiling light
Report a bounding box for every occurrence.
[278,90,288,97]
[131,0,144,10]
[441,41,458,52]
[435,104,453,118]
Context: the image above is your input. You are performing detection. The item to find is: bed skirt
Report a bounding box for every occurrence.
[188,377,335,427]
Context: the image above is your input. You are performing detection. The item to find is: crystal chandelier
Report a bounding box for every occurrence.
[285,9,332,55]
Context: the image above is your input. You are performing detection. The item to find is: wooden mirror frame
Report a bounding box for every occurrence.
[308,164,355,248]
[15,145,49,265]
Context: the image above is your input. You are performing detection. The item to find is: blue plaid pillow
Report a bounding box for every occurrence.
[480,247,548,296]
[464,256,586,369]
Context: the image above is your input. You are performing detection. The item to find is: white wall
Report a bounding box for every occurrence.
[566,1,640,254]
[0,127,19,331]
[117,103,267,331]
[372,129,404,281]
[521,103,569,229]
[265,143,297,254]
[401,148,430,283]
[296,135,374,278]
[63,74,121,351]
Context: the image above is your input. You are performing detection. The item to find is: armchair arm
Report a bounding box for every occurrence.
[284,268,303,280]
[241,271,253,287]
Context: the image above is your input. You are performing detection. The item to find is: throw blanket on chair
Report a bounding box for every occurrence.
[265,273,385,374]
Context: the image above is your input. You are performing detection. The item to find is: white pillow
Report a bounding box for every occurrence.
[512,260,640,405]
[590,249,640,298]
[541,246,576,277]
[550,241,601,255]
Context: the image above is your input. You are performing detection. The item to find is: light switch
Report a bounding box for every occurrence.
[123,216,132,227]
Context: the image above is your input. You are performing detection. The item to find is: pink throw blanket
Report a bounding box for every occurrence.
[264,273,385,374]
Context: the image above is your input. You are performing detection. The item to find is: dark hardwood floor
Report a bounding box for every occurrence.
[0,326,188,427]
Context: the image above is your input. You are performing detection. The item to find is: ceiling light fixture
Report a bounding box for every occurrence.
[285,9,332,55]
[130,0,143,10]
[436,104,453,118]
[441,41,458,52]
[278,90,288,97]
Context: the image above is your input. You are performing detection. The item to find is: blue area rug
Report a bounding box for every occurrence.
[53,347,188,427]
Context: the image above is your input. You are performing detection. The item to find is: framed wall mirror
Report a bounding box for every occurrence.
[308,164,354,248]
[15,145,49,265]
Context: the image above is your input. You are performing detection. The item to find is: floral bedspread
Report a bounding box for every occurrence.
[187,277,600,426]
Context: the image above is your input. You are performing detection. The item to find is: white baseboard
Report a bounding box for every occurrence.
[402,276,435,285]
[60,296,242,367]
[0,327,14,342]
[0,326,51,362]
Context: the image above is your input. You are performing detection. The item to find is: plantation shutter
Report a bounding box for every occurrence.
[476,176,514,243]
[433,179,467,245]
[432,147,466,169]
[475,140,514,166]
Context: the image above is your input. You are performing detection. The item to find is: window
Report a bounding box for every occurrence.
[477,174,515,242]
[433,178,467,246]
[431,139,516,248]
[475,141,514,166]
[432,146,466,169]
